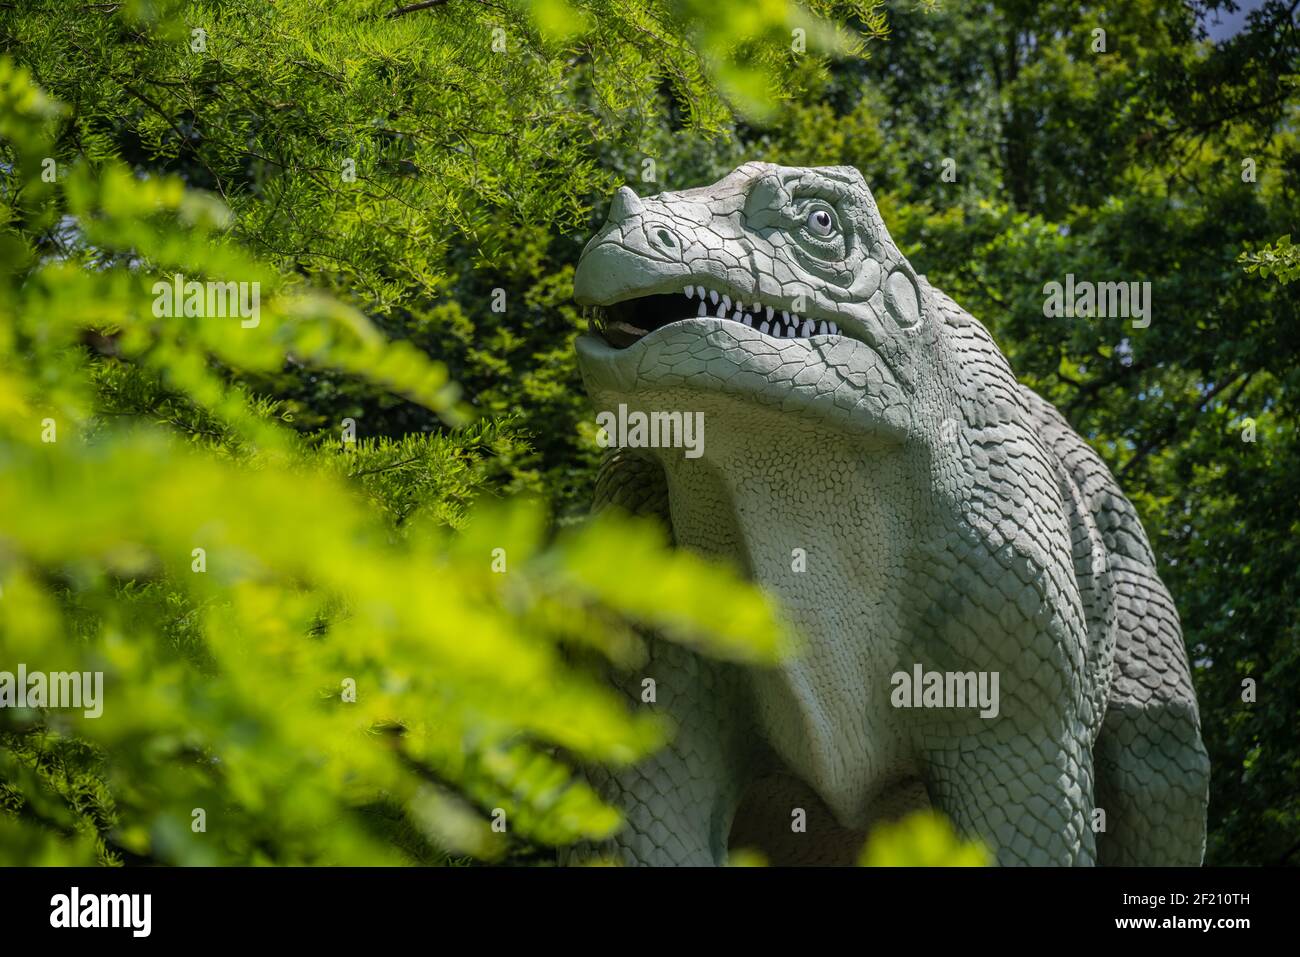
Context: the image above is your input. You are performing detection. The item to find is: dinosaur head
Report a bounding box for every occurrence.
[574,162,945,443]
[572,167,1070,807]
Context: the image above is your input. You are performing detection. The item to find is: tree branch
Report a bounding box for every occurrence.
[1118,372,1251,479]
[388,0,452,16]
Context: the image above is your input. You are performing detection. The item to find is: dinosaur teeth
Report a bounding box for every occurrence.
[591,287,842,347]
[665,285,842,341]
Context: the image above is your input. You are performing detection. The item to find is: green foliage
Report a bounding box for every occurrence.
[1239,235,1300,284]
[0,56,793,865]
[0,0,887,512]
[858,811,991,867]
[2,0,1295,868]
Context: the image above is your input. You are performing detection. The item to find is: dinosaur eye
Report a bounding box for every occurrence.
[806,208,835,237]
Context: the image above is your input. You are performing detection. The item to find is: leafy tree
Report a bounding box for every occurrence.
[2,0,1295,868]
[0,56,793,864]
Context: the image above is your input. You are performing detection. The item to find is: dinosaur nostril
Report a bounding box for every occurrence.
[655,228,674,248]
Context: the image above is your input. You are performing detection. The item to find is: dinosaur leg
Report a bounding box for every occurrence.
[566,641,752,866]
[1093,561,1209,865]
[1026,391,1210,864]
[1094,617,1209,869]
[924,727,1097,866]
[560,452,752,865]
[565,451,751,864]
[1093,700,1209,865]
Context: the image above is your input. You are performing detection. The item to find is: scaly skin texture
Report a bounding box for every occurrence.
[569,163,1209,866]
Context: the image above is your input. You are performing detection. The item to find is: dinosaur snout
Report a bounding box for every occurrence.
[596,186,688,263]
[606,188,686,260]
[575,188,691,305]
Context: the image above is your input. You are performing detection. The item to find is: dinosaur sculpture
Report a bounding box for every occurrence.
[570,163,1209,866]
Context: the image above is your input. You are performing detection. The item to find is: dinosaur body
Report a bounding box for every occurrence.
[571,163,1209,866]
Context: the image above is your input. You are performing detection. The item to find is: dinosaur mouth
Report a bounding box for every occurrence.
[584,285,841,349]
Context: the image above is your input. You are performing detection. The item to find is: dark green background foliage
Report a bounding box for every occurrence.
[0,0,1296,865]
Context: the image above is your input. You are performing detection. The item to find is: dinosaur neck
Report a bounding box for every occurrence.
[651,411,932,813]
[654,414,924,644]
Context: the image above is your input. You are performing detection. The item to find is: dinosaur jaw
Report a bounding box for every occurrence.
[574,272,912,445]
[575,318,912,446]
[585,284,844,350]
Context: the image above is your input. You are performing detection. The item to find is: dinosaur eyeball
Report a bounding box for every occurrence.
[807,209,835,237]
